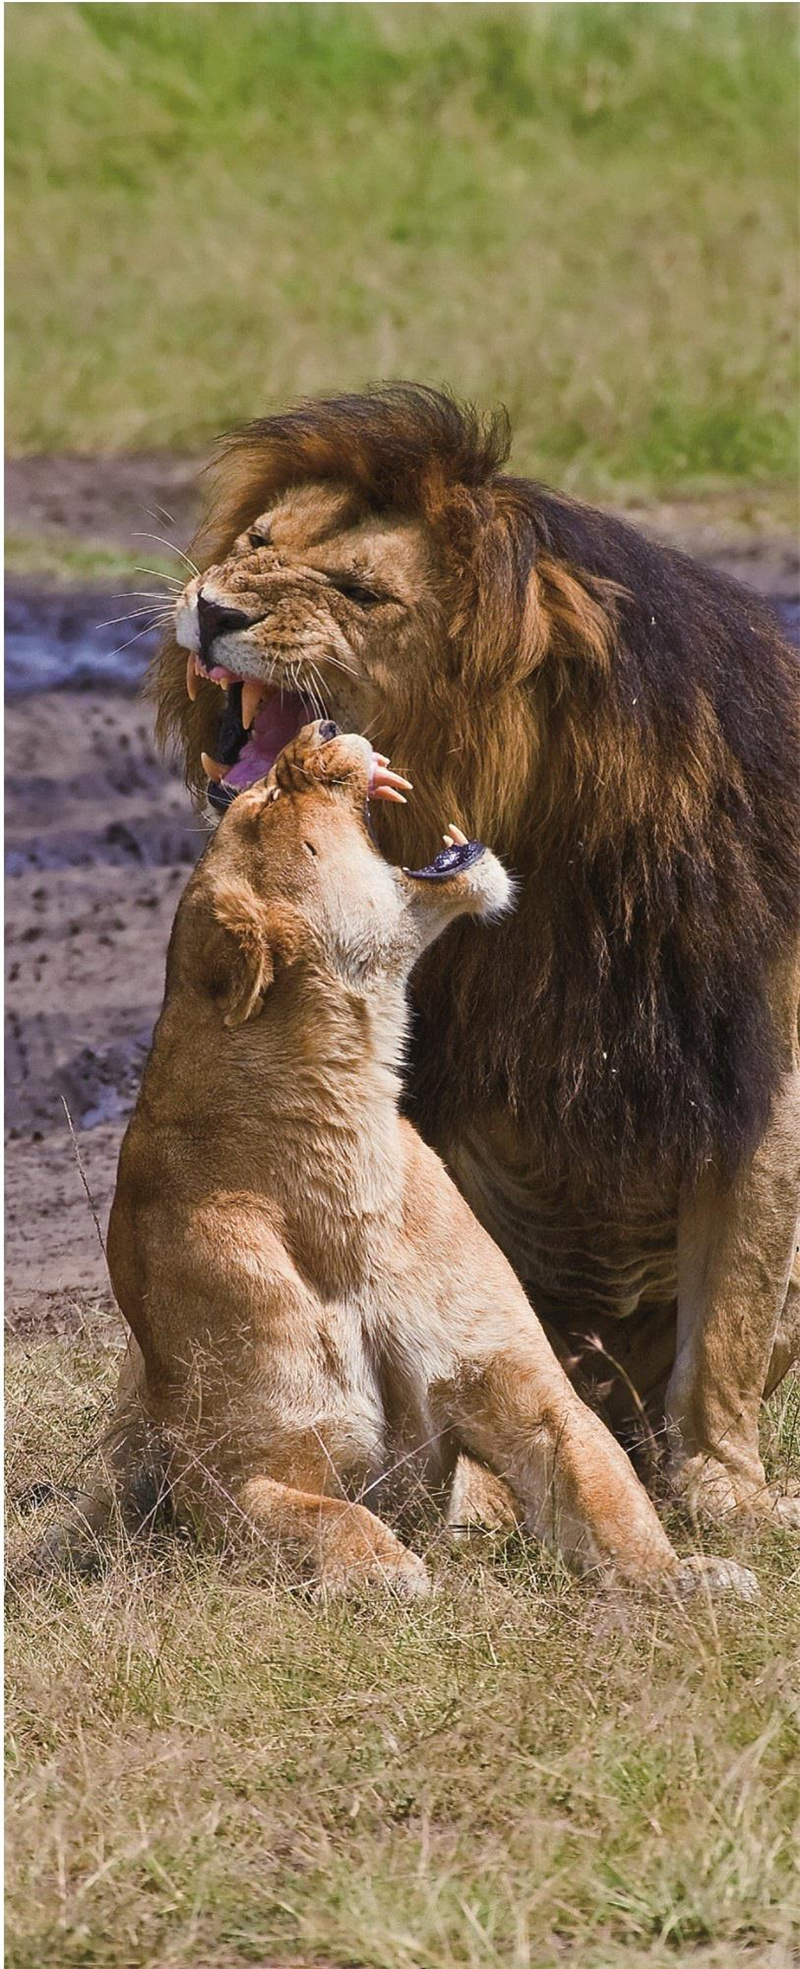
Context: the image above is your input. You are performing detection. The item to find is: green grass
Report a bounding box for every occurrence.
[6,4,799,503]
[7,1333,800,1969]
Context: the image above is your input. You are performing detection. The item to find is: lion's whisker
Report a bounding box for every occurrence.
[321,651,357,679]
[96,607,172,630]
[131,533,199,576]
[133,565,184,588]
[110,590,178,603]
[108,622,172,659]
[143,502,177,528]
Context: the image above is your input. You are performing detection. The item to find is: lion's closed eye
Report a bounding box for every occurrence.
[326,573,391,609]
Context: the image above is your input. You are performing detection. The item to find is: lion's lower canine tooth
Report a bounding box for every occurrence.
[201,752,227,784]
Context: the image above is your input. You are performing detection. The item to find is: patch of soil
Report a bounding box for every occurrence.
[6,451,202,547]
[5,686,205,1332]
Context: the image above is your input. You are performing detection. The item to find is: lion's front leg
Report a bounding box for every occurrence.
[667,1068,800,1526]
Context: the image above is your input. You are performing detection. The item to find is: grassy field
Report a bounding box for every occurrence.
[6,1333,800,1969]
[6,3,799,507]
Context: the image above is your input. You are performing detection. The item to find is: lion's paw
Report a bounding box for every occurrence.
[751,1489,800,1530]
[671,1554,760,1604]
[668,1453,800,1530]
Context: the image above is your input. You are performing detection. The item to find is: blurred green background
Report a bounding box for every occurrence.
[6,1,798,502]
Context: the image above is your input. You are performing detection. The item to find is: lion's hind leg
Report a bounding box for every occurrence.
[764,1245,800,1400]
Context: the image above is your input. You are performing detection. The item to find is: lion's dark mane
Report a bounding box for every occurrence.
[160,386,799,1200]
[412,471,798,1198]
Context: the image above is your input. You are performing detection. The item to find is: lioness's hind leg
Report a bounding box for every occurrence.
[180,1470,431,1601]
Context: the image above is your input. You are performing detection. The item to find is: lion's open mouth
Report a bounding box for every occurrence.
[200,678,316,812]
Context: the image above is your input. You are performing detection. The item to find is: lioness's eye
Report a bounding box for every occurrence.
[327,574,387,608]
[303,840,318,857]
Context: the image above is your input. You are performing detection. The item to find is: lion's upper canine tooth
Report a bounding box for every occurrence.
[241,680,265,730]
[201,752,227,784]
[186,652,199,702]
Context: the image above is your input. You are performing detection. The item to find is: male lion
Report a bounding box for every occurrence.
[154,386,800,1526]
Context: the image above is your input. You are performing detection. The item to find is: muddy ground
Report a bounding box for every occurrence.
[5,455,799,1334]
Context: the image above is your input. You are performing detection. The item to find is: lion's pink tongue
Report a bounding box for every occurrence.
[223,688,313,789]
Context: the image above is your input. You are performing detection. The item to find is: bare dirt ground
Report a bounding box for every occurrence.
[6,451,203,548]
[5,688,204,1331]
[5,455,798,1338]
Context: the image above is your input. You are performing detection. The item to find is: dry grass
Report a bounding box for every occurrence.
[6,1331,800,1969]
[6,4,798,506]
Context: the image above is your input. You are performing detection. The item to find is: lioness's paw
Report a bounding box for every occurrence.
[671,1555,760,1604]
[315,1550,431,1603]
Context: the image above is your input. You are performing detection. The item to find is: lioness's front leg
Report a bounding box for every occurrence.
[668,1067,800,1525]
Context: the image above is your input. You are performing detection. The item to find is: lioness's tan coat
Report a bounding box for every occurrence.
[65,726,754,1599]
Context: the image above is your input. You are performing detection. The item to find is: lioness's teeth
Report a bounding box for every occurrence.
[186,653,199,701]
[201,752,227,784]
[370,764,413,797]
[241,680,264,730]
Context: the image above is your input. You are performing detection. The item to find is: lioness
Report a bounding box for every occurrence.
[154,386,800,1526]
[54,724,754,1599]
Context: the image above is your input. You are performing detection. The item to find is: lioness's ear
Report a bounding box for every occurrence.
[203,881,301,1027]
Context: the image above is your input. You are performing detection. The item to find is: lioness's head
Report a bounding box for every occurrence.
[154,386,614,864]
[176,721,512,1028]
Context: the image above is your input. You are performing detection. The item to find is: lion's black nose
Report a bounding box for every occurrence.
[197,594,253,663]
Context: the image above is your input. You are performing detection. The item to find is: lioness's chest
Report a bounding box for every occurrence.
[309,1291,454,1506]
[446,1116,678,1327]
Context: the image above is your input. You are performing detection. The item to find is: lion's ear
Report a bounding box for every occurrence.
[202,881,301,1027]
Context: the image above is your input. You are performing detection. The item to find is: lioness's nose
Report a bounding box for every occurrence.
[197,593,252,661]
